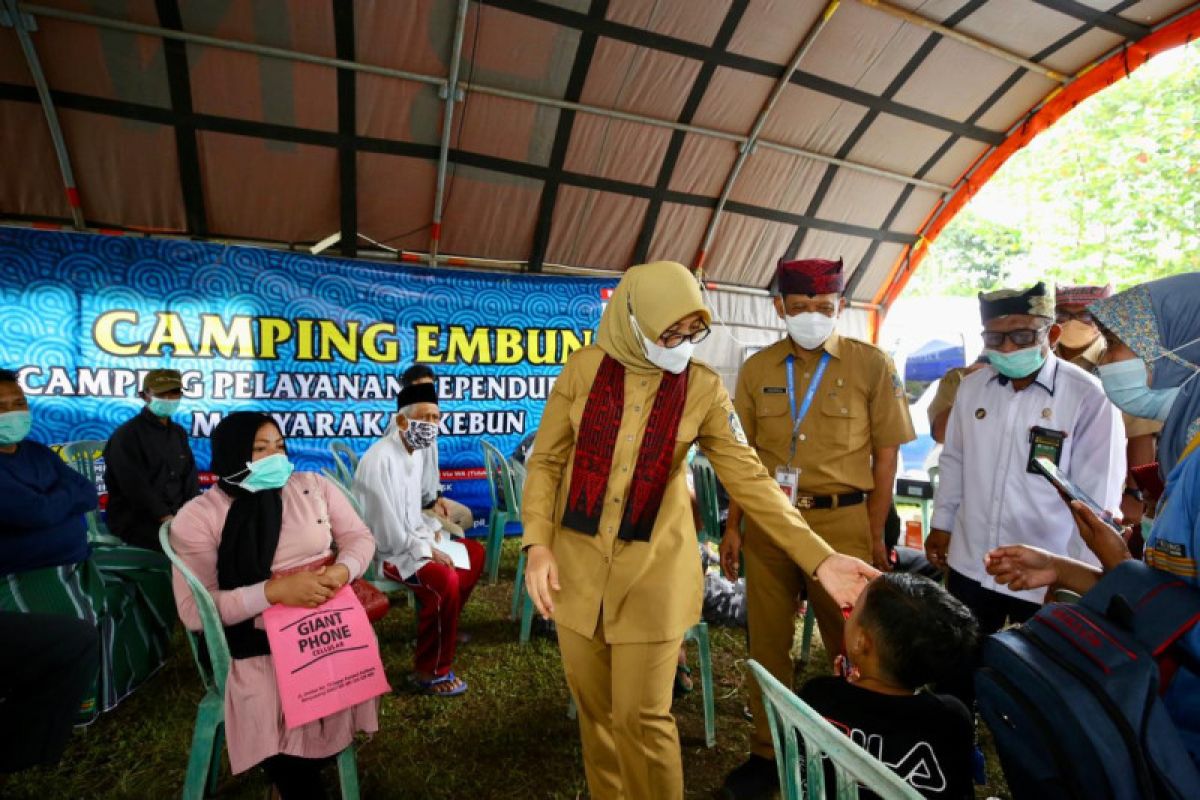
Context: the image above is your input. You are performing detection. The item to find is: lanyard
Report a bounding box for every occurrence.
[785,352,831,461]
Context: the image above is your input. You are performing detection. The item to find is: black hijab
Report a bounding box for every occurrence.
[212,411,284,659]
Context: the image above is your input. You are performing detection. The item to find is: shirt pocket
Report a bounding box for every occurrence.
[817,389,868,449]
[753,395,793,456]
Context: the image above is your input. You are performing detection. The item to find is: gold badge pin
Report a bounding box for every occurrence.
[1042,408,1052,419]
[975,408,986,419]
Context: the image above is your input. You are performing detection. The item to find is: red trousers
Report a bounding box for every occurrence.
[384,538,485,677]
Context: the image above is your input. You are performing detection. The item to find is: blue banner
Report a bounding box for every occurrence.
[0,227,616,529]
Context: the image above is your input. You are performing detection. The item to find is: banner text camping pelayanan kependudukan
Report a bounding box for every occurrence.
[0,227,616,527]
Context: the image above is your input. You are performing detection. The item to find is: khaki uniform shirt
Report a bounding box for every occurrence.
[734,333,916,496]
[1059,338,1163,439]
[522,346,835,644]
[927,367,968,428]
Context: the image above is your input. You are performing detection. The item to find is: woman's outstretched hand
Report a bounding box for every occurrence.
[813,554,879,610]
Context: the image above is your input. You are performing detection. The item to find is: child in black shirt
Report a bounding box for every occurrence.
[799,573,979,799]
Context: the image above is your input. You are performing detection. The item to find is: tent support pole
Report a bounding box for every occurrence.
[3,0,84,229]
[430,0,470,267]
[17,3,949,196]
[858,0,1067,83]
[693,0,842,276]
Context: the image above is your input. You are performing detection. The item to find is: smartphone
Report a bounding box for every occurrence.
[1031,456,1123,533]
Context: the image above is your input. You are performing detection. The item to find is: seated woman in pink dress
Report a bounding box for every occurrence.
[169,412,377,799]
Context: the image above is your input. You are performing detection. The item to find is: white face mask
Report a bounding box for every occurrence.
[785,311,837,350]
[630,314,695,374]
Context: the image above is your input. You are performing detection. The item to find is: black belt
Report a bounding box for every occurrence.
[794,491,865,511]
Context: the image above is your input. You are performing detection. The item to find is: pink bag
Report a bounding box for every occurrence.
[262,584,391,729]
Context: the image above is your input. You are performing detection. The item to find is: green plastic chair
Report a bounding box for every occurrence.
[508,459,536,642]
[748,659,923,800]
[329,441,359,485]
[61,439,123,546]
[480,440,521,584]
[159,523,361,800]
[691,456,723,544]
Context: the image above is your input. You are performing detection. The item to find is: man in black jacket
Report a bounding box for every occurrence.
[103,369,199,550]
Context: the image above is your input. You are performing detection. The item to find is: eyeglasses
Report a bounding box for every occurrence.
[660,324,712,349]
[1056,309,1096,325]
[981,327,1048,348]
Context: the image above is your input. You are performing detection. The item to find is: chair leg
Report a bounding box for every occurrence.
[510,548,527,620]
[485,514,504,584]
[519,592,534,645]
[205,723,224,797]
[798,604,815,667]
[336,744,360,800]
[691,622,716,748]
[566,695,578,720]
[183,695,223,800]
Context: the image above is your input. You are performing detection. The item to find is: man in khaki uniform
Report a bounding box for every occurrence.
[1055,284,1161,524]
[520,261,879,800]
[721,258,915,800]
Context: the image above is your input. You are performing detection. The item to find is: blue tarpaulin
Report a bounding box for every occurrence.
[905,339,965,382]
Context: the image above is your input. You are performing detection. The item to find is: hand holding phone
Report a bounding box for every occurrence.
[1031,456,1123,534]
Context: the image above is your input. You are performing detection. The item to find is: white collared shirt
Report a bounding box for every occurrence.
[353,431,441,580]
[932,355,1126,604]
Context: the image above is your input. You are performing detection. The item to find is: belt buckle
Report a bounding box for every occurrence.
[795,495,814,510]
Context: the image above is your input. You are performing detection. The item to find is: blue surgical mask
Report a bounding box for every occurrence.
[228,453,295,493]
[147,397,181,418]
[1097,359,1180,422]
[0,410,32,445]
[986,345,1047,380]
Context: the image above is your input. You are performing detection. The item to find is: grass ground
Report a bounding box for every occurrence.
[5,542,1011,799]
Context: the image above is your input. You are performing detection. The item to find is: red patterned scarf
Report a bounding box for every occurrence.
[561,355,689,542]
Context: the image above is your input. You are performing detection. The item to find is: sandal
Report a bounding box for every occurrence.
[414,670,468,697]
[673,664,694,698]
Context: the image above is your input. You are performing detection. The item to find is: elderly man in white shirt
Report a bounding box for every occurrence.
[927,282,1125,636]
[400,365,475,534]
[353,381,485,697]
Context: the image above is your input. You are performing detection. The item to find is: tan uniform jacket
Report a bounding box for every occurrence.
[522,345,835,644]
[927,367,968,428]
[734,333,916,496]
[1060,338,1163,439]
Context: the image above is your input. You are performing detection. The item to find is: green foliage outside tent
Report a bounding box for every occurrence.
[909,46,1199,297]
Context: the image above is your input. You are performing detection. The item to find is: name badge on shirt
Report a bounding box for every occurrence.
[775,466,800,502]
[1027,425,1066,474]
[763,386,787,394]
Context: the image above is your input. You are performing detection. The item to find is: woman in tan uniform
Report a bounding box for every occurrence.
[522,261,878,800]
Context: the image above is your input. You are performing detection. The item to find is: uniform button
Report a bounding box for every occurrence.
[634,406,642,412]
[641,380,648,387]
[841,407,848,414]
[627,435,634,441]
[622,466,629,472]
[803,373,810,379]
[799,433,807,441]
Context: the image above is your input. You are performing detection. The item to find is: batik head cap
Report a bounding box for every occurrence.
[979,281,1055,322]
[775,258,844,296]
[1056,284,1113,308]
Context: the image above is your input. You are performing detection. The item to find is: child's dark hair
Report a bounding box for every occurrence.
[858,573,979,690]
[0,369,18,384]
[401,364,435,387]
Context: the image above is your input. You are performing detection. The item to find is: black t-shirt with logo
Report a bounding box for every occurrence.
[799,676,974,799]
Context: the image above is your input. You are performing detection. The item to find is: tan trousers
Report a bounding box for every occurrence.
[558,618,685,800]
[743,502,871,759]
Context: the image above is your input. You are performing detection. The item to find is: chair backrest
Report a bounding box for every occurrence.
[328,472,364,517]
[61,439,107,484]
[480,440,515,513]
[747,660,923,800]
[692,455,722,543]
[159,522,232,697]
[509,458,528,512]
[330,441,359,484]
